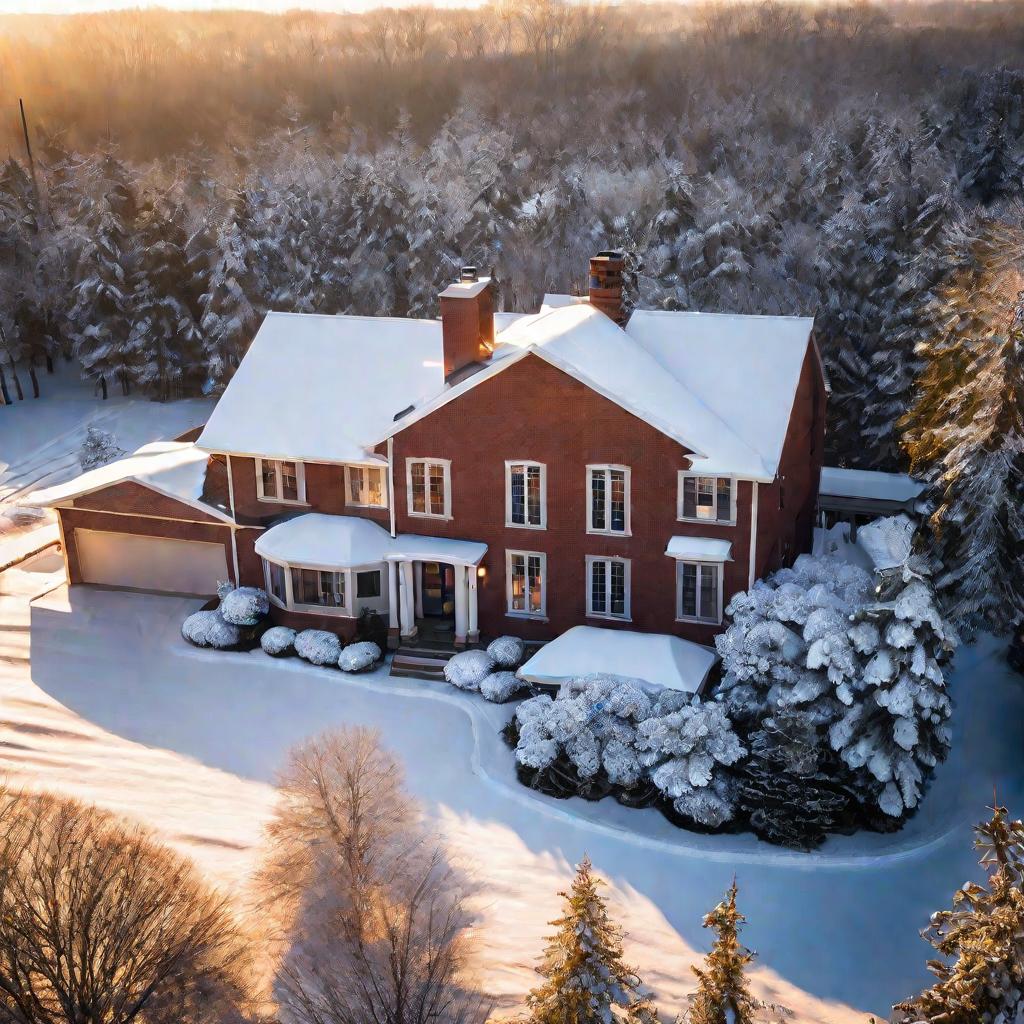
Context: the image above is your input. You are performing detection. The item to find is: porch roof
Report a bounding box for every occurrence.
[385,535,487,568]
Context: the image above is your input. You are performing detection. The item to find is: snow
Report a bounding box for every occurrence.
[220,587,270,626]
[665,536,734,562]
[197,312,444,465]
[480,670,527,703]
[444,649,495,690]
[518,625,717,694]
[261,625,296,656]
[819,467,926,504]
[857,514,916,571]
[540,293,588,310]
[294,629,343,666]
[487,634,526,668]
[438,276,492,298]
[181,609,241,649]
[255,513,488,569]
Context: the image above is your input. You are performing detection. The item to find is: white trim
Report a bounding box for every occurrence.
[677,471,737,525]
[505,460,547,530]
[675,559,724,625]
[586,464,631,537]
[344,464,389,509]
[748,481,759,589]
[227,452,240,585]
[51,504,248,529]
[505,548,547,619]
[405,457,452,520]
[387,437,397,538]
[255,457,307,505]
[585,555,631,621]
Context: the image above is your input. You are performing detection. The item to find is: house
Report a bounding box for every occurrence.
[30,252,826,650]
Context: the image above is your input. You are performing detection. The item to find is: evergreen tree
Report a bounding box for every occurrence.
[894,802,1024,1023]
[685,881,757,1024]
[526,855,648,1024]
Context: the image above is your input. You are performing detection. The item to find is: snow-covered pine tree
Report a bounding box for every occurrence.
[526,855,648,1024]
[894,802,1024,1023]
[79,425,125,470]
[901,218,1024,636]
[685,880,757,1024]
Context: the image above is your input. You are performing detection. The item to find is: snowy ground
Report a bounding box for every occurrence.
[2,565,1021,1023]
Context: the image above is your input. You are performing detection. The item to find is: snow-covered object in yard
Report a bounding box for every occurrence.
[487,635,526,669]
[181,609,240,649]
[294,629,342,666]
[261,626,296,657]
[480,671,528,703]
[819,467,925,504]
[518,625,716,694]
[78,426,125,471]
[338,641,381,672]
[857,514,915,571]
[219,587,270,626]
[444,649,495,691]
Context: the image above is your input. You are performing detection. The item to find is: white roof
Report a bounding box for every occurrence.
[665,536,733,561]
[25,442,231,523]
[625,309,815,479]
[819,467,925,503]
[197,312,445,464]
[540,292,587,311]
[439,277,491,299]
[517,625,716,694]
[255,513,487,569]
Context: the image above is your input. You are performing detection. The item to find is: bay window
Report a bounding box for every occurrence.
[292,567,345,610]
[346,465,388,508]
[256,458,305,503]
[506,461,546,529]
[587,556,630,620]
[261,557,388,618]
[407,458,451,519]
[676,561,722,624]
[679,473,734,524]
[588,465,630,535]
[507,550,546,618]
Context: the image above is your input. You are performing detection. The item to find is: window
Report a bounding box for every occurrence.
[506,461,546,529]
[587,556,630,619]
[291,567,346,610]
[407,459,451,519]
[588,465,630,535]
[265,559,287,606]
[345,465,388,508]
[256,458,305,503]
[679,474,734,523]
[356,570,381,599]
[676,561,722,624]
[507,550,546,618]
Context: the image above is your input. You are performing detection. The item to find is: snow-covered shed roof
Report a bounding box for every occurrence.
[255,513,487,569]
[665,537,733,561]
[25,442,232,523]
[625,310,816,479]
[517,625,717,694]
[819,467,925,504]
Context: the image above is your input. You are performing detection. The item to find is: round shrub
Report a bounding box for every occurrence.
[487,635,526,669]
[261,626,296,657]
[220,586,270,626]
[444,649,495,691]
[182,610,241,650]
[294,629,342,666]
[480,670,528,703]
[339,641,382,673]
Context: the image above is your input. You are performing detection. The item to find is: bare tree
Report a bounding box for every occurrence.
[259,727,490,1024]
[0,786,254,1024]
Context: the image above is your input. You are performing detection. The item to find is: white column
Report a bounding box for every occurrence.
[388,560,400,632]
[453,564,469,645]
[400,560,417,638]
[414,561,424,619]
[467,567,479,643]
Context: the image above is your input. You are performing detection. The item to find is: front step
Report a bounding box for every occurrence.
[390,650,452,682]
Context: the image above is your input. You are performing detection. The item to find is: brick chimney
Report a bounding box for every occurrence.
[439,267,495,381]
[588,250,626,325]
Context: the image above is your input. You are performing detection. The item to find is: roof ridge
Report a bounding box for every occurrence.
[263,310,440,327]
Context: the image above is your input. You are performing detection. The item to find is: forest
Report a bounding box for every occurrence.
[0,0,1023,633]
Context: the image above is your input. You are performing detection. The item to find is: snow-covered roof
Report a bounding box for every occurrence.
[665,536,733,562]
[255,513,487,569]
[625,310,816,479]
[25,442,232,523]
[857,514,915,571]
[494,312,529,332]
[517,625,716,694]
[819,467,925,504]
[197,312,445,464]
[439,277,491,299]
[540,293,587,311]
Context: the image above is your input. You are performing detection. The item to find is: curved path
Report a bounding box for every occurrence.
[4,576,1022,1023]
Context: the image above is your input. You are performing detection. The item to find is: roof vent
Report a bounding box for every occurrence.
[459,266,479,282]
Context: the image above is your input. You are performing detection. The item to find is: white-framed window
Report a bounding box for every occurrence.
[345,465,388,508]
[678,473,735,524]
[256,458,306,504]
[265,560,287,607]
[587,465,630,535]
[506,461,546,529]
[262,558,389,618]
[586,556,630,620]
[356,569,382,599]
[506,550,546,618]
[406,458,451,519]
[292,567,346,611]
[676,560,723,625]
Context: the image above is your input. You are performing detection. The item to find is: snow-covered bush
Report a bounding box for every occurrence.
[338,641,381,673]
[479,670,528,703]
[486,635,526,669]
[181,609,241,650]
[294,629,342,666]
[79,426,125,471]
[443,649,494,691]
[261,626,296,657]
[219,586,270,626]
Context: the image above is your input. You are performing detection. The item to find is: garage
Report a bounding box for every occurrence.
[75,529,228,595]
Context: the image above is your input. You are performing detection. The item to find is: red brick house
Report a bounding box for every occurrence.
[31,253,825,650]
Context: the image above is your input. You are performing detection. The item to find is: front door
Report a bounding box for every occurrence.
[421,561,454,617]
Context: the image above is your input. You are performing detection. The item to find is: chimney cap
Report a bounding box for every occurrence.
[593,249,625,262]
[459,266,479,281]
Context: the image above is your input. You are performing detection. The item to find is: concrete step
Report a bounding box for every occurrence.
[390,656,448,682]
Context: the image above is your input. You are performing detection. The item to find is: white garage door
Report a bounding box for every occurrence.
[76,529,227,596]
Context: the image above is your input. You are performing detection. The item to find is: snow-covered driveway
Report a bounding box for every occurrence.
[3,572,1022,1023]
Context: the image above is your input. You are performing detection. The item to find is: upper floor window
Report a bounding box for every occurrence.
[257,458,305,503]
[407,458,451,519]
[588,465,630,535]
[507,549,546,618]
[587,556,630,620]
[676,560,722,625]
[345,465,388,509]
[506,461,546,529]
[679,473,734,524]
